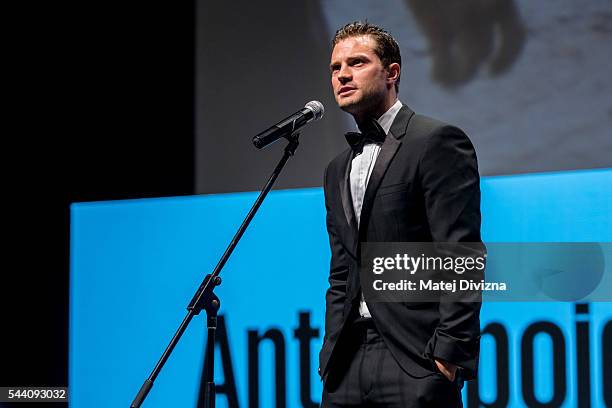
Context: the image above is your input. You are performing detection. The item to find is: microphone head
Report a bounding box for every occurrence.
[305,100,325,121]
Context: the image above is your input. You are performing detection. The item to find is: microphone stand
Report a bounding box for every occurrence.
[130,134,301,408]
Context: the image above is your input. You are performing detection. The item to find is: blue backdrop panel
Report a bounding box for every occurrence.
[70,169,612,407]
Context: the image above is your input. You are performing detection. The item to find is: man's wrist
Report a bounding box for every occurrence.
[434,358,458,381]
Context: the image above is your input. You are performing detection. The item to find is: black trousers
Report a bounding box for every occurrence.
[321,320,464,408]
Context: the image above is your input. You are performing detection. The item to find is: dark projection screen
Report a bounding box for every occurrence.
[196,0,612,193]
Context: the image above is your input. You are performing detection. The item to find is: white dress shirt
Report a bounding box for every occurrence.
[350,99,403,318]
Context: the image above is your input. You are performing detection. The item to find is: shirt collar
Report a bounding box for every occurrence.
[375,99,403,135]
[349,99,403,151]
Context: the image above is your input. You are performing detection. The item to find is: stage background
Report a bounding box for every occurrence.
[196,0,612,193]
[70,169,612,407]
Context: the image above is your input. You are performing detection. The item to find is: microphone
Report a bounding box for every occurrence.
[252,101,324,149]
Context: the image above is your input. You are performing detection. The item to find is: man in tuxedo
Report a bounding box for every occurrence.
[319,22,483,407]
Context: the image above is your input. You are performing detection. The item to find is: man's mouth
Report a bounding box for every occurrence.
[338,87,356,96]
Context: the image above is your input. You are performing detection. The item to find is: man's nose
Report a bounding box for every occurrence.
[338,65,351,83]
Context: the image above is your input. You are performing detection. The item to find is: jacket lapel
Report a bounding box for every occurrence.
[344,132,402,302]
[359,105,414,235]
[336,105,415,263]
[339,152,357,234]
[338,150,359,258]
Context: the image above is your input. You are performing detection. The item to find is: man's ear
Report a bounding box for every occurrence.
[387,62,400,85]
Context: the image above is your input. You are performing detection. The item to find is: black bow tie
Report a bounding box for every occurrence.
[345,118,386,153]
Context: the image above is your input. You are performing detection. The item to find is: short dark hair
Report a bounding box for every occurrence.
[332,21,401,92]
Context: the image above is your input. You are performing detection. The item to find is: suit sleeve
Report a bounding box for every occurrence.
[419,125,484,380]
[319,163,349,377]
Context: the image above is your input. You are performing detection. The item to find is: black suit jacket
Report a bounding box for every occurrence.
[319,104,483,381]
